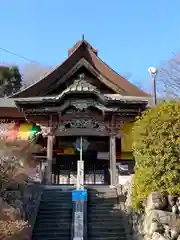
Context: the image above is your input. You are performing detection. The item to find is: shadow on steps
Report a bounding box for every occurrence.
[86,186,130,240]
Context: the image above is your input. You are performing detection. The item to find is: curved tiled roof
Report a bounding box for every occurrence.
[11,40,149,98]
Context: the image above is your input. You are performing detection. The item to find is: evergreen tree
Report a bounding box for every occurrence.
[0,66,22,96]
[132,101,180,210]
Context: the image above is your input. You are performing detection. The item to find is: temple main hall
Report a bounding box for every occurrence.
[0,39,151,185]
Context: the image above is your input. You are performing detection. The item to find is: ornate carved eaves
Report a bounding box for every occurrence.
[18,98,119,116]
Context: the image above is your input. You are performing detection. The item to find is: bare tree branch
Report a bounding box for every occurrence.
[21,63,53,88]
[157,53,180,98]
[121,72,151,94]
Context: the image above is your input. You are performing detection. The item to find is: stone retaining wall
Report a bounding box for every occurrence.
[0,183,42,239]
[117,178,180,240]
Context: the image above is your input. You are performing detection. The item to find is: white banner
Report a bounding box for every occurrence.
[74,211,83,238]
[77,160,84,189]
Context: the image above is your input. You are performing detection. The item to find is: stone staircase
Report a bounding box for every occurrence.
[32,188,72,240]
[87,186,127,240]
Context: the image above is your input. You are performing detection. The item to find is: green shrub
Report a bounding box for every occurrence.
[132,101,180,210]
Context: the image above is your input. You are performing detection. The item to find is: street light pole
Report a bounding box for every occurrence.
[148,67,158,106]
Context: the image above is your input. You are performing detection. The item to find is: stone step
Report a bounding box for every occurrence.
[88,203,118,207]
[86,184,115,191]
[37,204,71,209]
[88,195,118,198]
[88,189,117,192]
[88,200,118,204]
[42,191,71,194]
[42,188,72,191]
[40,200,72,204]
[41,197,72,202]
[88,237,126,240]
[88,193,117,199]
[32,189,72,240]
[39,205,72,209]
[42,190,70,193]
[35,217,71,223]
[88,218,124,224]
[42,194,71,197]
[88,192,117,195]
[37,213,71,218]
[87,189,126,240]
[88,211,121,215]
[38,214,72,219]
[40,201,71,205]
[88,233,126,238]
[88,210,120,214]
[38,207,72,211]
[40,204,71,207]
[32,232,71,238]
[88,219,125,224]
[40,202,72,205]
[88,197,118,200]
[39,203,72,207]
[88,229,126,235]
[32,237,70,240]
[33,225,71,232]
[41,198,71,202]
[88,212,122,216]
[88,205,118,208]
[88,206,118,209]
[42,193,69,196]
[88,190,116,194]
[88,225,126,230]
[40,200,71,204]
[35,222,71,228]
[37,206,72,211]
[38,208,72,212]
[42,190,71,193]
[88,195,117,198]
[42,193,72,197]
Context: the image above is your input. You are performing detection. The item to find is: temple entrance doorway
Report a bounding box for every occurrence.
[51,136,110,185]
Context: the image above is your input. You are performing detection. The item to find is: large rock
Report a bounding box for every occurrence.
[167,195,177,207]
[125,175,134,208]
[152,232,169,240]
[116,175,134,209]
[0,197,22,221]
[144,209,180,237]
[12,199,25,219]
[146,192,167,212]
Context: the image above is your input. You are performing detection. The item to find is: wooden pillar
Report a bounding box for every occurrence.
[46,133,53,184]
[109,134,116,186]
[46,115,54,184]
[109,114,117,186]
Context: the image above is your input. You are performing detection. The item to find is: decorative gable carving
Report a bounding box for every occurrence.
[44,58,118,96]
[62,73,100,94]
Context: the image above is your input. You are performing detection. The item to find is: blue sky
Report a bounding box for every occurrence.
[0,0,180,91]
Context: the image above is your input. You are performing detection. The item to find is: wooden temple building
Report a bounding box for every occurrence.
[0,39,151,186]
